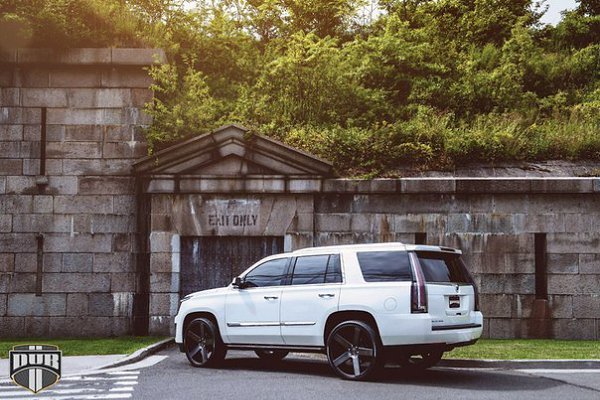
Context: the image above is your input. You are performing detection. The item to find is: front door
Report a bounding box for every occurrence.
[225,257,290,344]
[179,236,283,297]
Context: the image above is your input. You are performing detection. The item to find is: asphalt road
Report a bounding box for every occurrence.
[133,346,600,400]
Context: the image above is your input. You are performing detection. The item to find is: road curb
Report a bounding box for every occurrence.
[97,338,174,370]
[439,359,600,369]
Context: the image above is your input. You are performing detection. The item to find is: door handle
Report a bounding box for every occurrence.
[264,296,279,300]
[318,293,335,298]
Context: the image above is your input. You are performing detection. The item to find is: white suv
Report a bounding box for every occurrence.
[174,242,483,380]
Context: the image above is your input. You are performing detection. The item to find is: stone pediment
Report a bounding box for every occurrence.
[133,125,333,176]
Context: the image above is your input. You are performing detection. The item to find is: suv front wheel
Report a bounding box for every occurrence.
[184,317,227,367]
[326,320,382,381]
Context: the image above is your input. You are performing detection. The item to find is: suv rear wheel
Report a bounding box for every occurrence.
[326,320,382,381]
[184,317,226,367]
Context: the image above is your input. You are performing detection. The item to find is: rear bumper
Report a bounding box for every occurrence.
[377,311,483,347]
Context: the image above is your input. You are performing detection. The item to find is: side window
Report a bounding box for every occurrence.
[357,251,412,282]
[291,255,329,285]
[325,254,342,283]
[244,258,289,288]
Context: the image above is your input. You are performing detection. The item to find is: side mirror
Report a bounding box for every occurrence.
[233,276,244,288]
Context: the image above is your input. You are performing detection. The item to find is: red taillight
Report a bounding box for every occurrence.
[410,253,427,313]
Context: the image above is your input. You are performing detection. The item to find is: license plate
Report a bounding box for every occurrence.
[449,295,460,309]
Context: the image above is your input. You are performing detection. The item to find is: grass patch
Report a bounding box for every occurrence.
[445,339,600,360]
[0,337,168,359]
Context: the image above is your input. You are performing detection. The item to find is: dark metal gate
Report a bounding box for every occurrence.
[179,236,284,296]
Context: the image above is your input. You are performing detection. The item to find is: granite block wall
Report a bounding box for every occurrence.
[0,48,163,337]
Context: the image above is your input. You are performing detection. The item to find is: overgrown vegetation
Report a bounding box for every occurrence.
[2,0,599,175]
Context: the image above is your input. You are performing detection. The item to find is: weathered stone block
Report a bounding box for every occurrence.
[101,67,153,88]
[113,233,133,252]
[49,69,103,87]
[7,273,36,292]
[0,141,20,158]
[8,294,66,316]
[149,315,173,336]
[0,87,19,106]
[33,195,53,213]
[0,294,6,316]
[0,195,33,213]
[0,317,25,334]
[22,158,41,175]
[67,88,132,108]
[150,253,172,273]
[512,294,535,319]
[113,195,136,214]
[45,159,63,175]
[480,294,512,318]
[43,253,63,273]
[88,293,114,317]
[21,88,68,107]
[0,125,23,140]
[18,48,111,65]
[0,233,36,252]
[13,214,70,233]
[0,177,5,194]
[552,319,597,340]
[19,140,40,158]
[112,48,166,65]
[131,88,153,107]
[66,293,88,316]
[547,253,579,274]
[102,142,147,159]
[110,273,136,292]
[43,273,110,293]
[79,177,133,195]
[150,293,179,316]
[6,173,39,194]
[104,125,145,142]
[0,159,23,175]
[487,318,529,339]
[316,214,351,232]
[53,195,113,214]
[47,142,103,159]
[23,125,42,141]
[0,253,15,272]
[479,273,534,295]
[62,253,93,272]
[572,295,600,319]
[62,159,133,176]
[93,253,132,273]
[548,295,573,318]
[579,254,600,274]
[150,272,177,293]
[0,214,11,232]
[62,125,103,141]
[25,317,51,336]
[44,233,112,253]
[548,274,600,295]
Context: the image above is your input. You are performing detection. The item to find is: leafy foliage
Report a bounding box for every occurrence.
[3,0,600,175]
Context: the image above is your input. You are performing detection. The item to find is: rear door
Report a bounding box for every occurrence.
[280,254,342,346]
[414,251,477,330]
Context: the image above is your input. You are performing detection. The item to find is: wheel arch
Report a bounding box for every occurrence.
[323,310,382,345]
[182,311,223,340]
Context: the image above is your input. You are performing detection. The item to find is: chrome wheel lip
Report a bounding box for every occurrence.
[327,323,377,380]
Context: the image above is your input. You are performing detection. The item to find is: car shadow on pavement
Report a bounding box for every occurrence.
[217,356,562,391]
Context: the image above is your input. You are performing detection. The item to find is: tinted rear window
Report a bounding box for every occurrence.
[416,251,470,283]
[357,251,412,282]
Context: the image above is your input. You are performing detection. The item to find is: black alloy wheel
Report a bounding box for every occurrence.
[255,350,289,362]
[326,320,382,380]
[184,317,226,367]
[399,349,443,369]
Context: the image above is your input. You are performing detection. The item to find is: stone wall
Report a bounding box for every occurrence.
[143,176,600,339]
[0,48,164,336]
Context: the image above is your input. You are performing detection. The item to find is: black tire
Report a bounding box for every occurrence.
[254,350,289,362]
[399,349,443,370]
[326,320,382,381]
[184,317,227,367]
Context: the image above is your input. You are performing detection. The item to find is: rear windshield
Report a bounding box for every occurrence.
[357,251,412,282]
[415,251,471,283]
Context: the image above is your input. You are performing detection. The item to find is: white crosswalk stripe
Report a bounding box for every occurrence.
[0,370,140,399]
